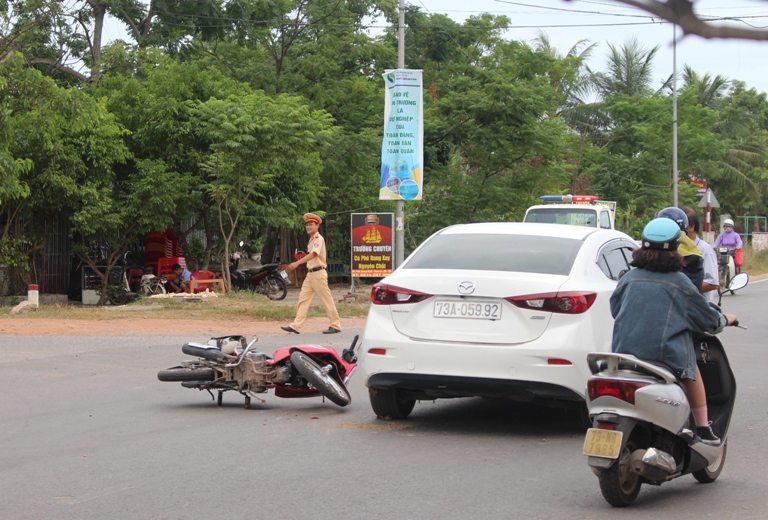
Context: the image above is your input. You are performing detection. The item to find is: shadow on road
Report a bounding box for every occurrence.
[382,397,588,437]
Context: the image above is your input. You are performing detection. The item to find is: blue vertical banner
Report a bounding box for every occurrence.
[380,69,423,201]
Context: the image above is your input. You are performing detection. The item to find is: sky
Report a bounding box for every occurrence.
[410,0,768,94]
[99,0,768,94]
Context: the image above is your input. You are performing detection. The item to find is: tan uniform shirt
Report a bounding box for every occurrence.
[307,233,327,269]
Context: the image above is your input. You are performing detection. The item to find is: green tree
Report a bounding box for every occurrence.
[591,37,666,99]
[706,81,768,219]
[94,52,258,268]
[682,65,730,109]
[192,92,337,289]
[394,12,576,246]
[72,157,186,304]
[0,53,142,297]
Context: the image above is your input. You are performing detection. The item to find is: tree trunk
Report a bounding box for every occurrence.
[88,1,106,79]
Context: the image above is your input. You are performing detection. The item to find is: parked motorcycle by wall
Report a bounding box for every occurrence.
[158,335,359,408]
[229,251,289,300]
[583,273,748,507]
[106,265,139,305]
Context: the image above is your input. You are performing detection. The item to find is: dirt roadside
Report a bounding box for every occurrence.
[0,316,368,337]
[0,284,370,336]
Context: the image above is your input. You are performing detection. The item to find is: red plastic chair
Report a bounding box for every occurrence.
[189,270,216,293]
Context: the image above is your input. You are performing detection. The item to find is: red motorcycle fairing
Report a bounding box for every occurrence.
[271,344,337,362]
[272,345,355,377]
[269,345,354,401]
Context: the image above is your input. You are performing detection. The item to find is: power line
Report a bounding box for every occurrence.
[493,0,652,18]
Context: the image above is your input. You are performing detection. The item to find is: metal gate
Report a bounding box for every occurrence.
[39,217,71,294]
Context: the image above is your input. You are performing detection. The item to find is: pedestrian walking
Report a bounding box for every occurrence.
[281,213,342,335]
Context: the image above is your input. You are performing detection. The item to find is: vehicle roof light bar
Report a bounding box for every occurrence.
[539,194,599,204]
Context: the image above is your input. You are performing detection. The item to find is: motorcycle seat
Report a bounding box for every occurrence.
[595,359,681,384]
[248,263,279,274]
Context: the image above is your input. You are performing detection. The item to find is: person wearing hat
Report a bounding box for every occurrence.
[281,213,342,335]
[714,218,743,275]
[609,217,737,445]
[656,207,704,291]
[681,206,719,302]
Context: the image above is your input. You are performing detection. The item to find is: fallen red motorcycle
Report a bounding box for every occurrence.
[158,335,358,408]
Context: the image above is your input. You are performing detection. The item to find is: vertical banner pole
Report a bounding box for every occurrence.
[395,0,406,269]
[672,25,679,207]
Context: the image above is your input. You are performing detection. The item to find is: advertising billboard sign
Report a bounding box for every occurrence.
[380,69,423,201]
[351,213,394,277]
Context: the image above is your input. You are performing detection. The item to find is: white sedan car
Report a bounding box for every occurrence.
[361,222,638,419]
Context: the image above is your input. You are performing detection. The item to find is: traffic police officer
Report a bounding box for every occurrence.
[281,213,342,334]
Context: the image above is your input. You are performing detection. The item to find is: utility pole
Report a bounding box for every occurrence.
[672,25,679,207]
[395,0,405,268]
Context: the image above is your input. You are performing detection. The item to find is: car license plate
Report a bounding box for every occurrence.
[433,300,501,320]
[583,428,623,459]
[279,270,289,280]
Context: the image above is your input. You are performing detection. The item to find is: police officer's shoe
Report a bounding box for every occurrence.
[322,327,341,334]
[280,326,300,334]
[697,424,720,445]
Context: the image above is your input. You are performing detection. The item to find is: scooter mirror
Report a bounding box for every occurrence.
[728,272,749,292]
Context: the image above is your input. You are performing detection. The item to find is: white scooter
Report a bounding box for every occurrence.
[583,273,748,507]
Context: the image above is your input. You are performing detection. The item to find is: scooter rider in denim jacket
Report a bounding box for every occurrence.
[610,218,737,445]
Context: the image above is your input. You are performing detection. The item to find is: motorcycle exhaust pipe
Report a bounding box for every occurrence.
[629,448,677,482]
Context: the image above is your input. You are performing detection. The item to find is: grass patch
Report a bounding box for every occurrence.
[742,247,768,276]
[0,290,370,321]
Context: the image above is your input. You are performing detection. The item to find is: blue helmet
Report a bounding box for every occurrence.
[655,207,688,231]
[641,218,682,250]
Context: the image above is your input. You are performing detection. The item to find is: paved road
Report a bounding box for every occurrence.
[1,282,767,519]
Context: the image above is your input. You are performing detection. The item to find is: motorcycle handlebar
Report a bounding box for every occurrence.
[731,320,748,330]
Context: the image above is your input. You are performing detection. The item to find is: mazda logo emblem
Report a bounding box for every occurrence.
[458,281,475,295]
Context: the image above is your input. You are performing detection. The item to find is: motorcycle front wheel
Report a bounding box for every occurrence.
[718,266,731,296]
[599,440,641,507]
[290,351,350,406]
[257,274,288,300]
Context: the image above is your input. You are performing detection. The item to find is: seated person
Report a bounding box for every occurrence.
[167,263,194,293]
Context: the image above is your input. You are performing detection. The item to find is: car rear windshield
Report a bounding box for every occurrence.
[404,234,583,275]
[525,208,598,227]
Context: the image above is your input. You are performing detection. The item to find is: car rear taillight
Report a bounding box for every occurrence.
[587,378,650,405]
[371,283,430,305]
[505,292,597,314]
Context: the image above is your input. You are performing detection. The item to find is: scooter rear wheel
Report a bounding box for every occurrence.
[693,439,727,483]
[599,441,641,507]
[290,351,350,406]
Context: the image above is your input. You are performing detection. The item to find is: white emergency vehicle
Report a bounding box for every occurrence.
[524,195,616,229]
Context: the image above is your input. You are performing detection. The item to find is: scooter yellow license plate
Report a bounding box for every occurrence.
[583,429,623,459]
